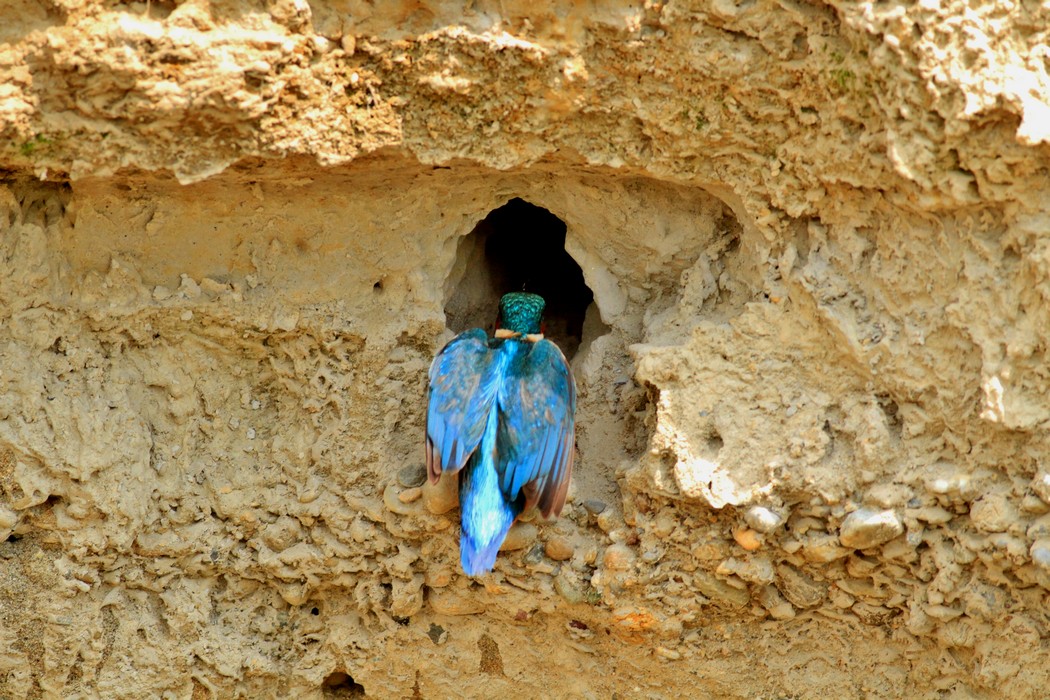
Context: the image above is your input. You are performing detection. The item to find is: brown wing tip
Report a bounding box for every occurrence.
[425,438,441,484]
[539,440,575,519]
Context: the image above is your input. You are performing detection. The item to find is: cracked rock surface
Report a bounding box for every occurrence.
[3,0,1050,697]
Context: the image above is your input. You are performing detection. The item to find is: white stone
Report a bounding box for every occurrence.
[744,505,785,533]
[1031,539,1050,572]
[838,508,904,549]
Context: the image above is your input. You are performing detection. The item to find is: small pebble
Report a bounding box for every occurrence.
[425,568,453,588]
[422,476,458,515]
[500,522,537,552]
[427,623,447,644]
[554,572,586,604]
[522,543,545,565]
[1030,538,1050,572]
[398,487,422,504]
[179,273,201,298]
[838,507,904,549]
[775,565,826,608]
[969,494,1017,533]
[583,499,607,515]
[756,584,796,621]
[1027,514,1050,540]
[398,464,428,489]
[733,527,763,551]
[717,556,775,584]
[744,506,784,533]
[692,570,750,608]
[602,543,635,571]
[802,534,851,562]
[199,277,230,296]
[909,506,953,525]
[545,536,574,561]
[1031,469,1050,503]
[1021,493,1050,515]
[583,547,598,566]
[655,646,681,660]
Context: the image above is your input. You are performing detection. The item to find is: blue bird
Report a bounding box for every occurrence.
[426,292,576,576]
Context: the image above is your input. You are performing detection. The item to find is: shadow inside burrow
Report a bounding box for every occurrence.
[443,198,597,359]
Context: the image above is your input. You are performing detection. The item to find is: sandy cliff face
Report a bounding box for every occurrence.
[2,0,1050,697]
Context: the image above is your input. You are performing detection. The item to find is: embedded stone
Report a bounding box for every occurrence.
[756,584,796,620]
[602,543,636,571]
[776,564,827,608]
[838,508,904,549]
[744,506,784,533]
[909,506,953,525]
[554,572,587,604]
[500,522,537,552]
[969,493,1017,533]
[693,571,750,608]
[1027,514,1050,540]
[422,475,458,515]
[544,536,574,561]
[582,499,607,515]
[732,527,763,551]
[1021,493,1050,515]
[397,464,428,488]
[1029,538,1050,572]
[1031,469,1050,503]
[801,533,851,562]
[390,574,425,618]
[716,555,775,584]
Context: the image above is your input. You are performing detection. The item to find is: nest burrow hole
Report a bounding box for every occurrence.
[443,198,598,358]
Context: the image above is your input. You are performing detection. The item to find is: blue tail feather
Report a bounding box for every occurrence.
[458,412,522,576]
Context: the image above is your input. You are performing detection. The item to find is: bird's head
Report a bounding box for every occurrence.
[497,292,545,335]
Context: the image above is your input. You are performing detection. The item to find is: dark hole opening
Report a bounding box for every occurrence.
[444,198,595,358]
[707,430,724,453]
[321,671,366,698]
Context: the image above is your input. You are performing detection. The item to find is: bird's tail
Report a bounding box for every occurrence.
[458,432,521,576]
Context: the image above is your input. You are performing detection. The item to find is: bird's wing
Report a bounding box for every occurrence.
[496,339,576,518]
[426,329,500,482]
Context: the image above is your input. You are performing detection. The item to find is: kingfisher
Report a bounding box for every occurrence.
[426,292,576,576]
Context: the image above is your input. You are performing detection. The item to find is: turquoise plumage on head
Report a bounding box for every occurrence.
[498,292,544,335]
[426,292,576,576]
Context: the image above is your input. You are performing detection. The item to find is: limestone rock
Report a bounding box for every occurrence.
[744,506,784,533]
[544,536,574,562]
[838,508,904,549]
[500,522,537,552]
[969,494,1018,533]
[802,534,851,562]
[422,476,458,515]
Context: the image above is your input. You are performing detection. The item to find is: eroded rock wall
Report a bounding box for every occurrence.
[2,0,1050,698]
